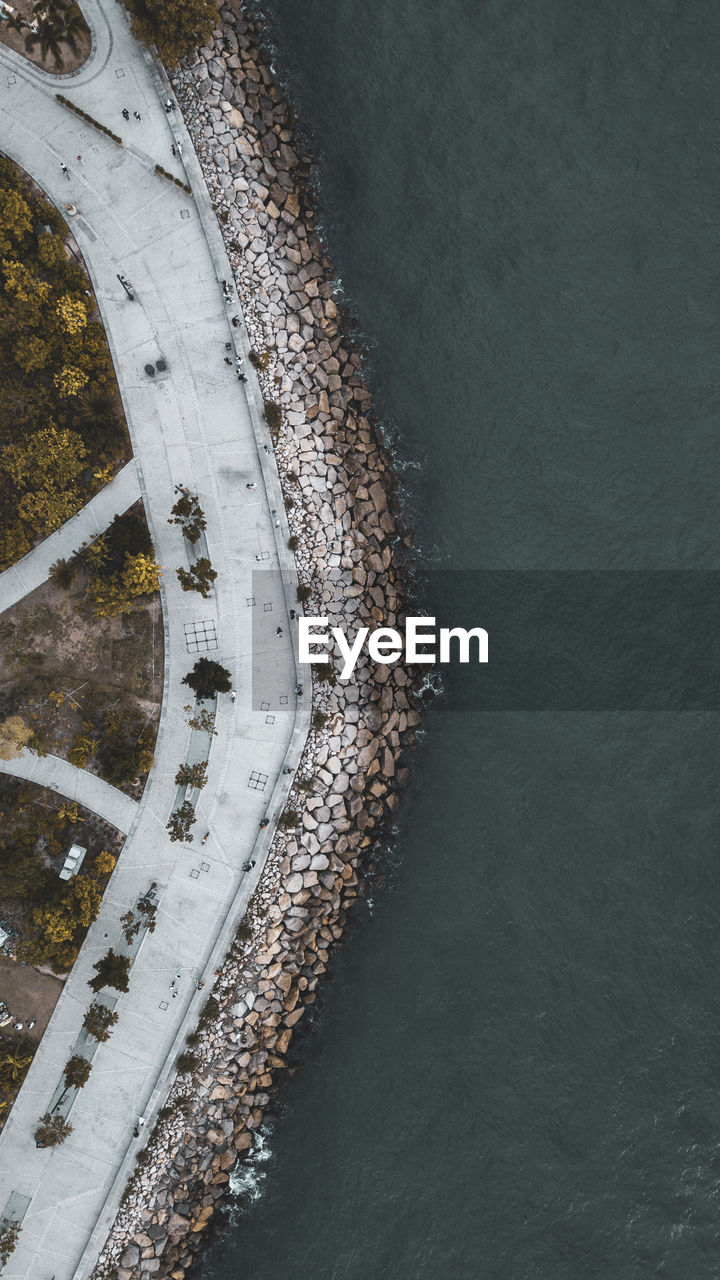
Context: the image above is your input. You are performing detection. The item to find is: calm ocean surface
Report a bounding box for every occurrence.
[199,2,720,1276]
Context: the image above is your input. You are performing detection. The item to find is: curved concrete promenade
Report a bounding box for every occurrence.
[0,4,311,1276]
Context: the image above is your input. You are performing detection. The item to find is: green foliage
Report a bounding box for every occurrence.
[19,875,102,973]
[249,348,271,371]
[176,1050,199,1074]
[296,583,312,602]
[49,556,77,589]
[182,658,232,701]
[0,1217,20,1264]
[34,1112,72,1146]
[312,710,329,730]
[197,995,219,1028]
[121,0,216,66]
[88,948,130,994]
[57,1052,91,1103]
[176,557,217,598]
[187,706,217,735]
[167,800,195,842]
[279,809,299,828]
[168,494,206,544]
[174,760,209,789]
[85,517,161,617]
[288,535,299,551]
[82,1001,118,1043]
[0,158,127,571]
[96,707,154,786]
[120,892,156,943]
[264,401,282,437]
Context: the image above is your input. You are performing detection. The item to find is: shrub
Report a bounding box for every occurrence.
[279,809,299,829]
[296,583,311,602]
[176,1051,199,1074]
[288,535,299,551]
[249,348,271,371]
[34,1113,73,1147]
[312,710,329,730]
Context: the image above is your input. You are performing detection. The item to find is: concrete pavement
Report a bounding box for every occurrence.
[0,750,138,835]
[0,4,311,1275]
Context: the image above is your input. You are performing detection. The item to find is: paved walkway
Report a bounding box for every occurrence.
[0,460,139,613]
[0,751,138,835]
[0,5,311,1277]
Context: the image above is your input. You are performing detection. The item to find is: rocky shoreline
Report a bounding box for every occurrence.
[93,6,421,1277]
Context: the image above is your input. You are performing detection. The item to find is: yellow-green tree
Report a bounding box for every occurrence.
[0,715,32,761]
[123,0,215,66]
[12,333,50,374]
[2,425,87,535]
[53,365,89,398]
[55,294,87,335]
[0,189,32,256]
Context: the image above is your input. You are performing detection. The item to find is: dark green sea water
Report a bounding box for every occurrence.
[199,2,720,1276]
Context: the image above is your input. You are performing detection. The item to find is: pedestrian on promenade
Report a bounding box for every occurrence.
[122,108,130,121]
[165,99,173,112]
[246,482,256,490]
[76,154,84,166]
[230,690,236,702]
[224,356,232,365]
[60,163,69,179]
[276,626,283,636]
[238,372,247,383]
[134,111,142,121]
[231,315,240,327]
[201,832,209,845]
[171,144,176,157]
[138,1116,145,1129]
[289,609,296,620]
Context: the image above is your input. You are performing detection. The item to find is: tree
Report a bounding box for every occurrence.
[182,658,232,701]
[186,706,216,735]
[174,761,208,789]
[0,188,32,256]
[35,1112,72,1146]
[0,715,32,761]
[88,948,130,994]
[49,556,78,589]
[120,892,156,943]
[167,800,195,843]
[176,558,217,598]
[93,850,116,878]
[0,1047,33,1089]
[1,425,87,535]
[22,875,101,972]
[55,293,87,335]
[0,1217,20,1265]
[122,0,216,67]
[168,494,206,543]
[56,1053,91,1107]
[13,333,50,374]
[82,1001,118,1043]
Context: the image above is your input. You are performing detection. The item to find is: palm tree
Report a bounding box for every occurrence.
[24,13,65,68]
[5,12,29,37]
[62,1,85,54]
[0,1048,32,1088]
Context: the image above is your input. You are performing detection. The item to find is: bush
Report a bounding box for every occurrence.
[279,809,299,829]
[296,583,311,602]
[176,1051,199,1074]
[288,536,299,552]
[249,348,271,371]
[34,1113,72,1146]
[121,0,216,67]
[264,401,282,436]
[312,710,329,730]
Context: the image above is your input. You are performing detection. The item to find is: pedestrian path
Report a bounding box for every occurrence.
[0,4,311,1276]
[0,460,140,614]
[0,750,138,835]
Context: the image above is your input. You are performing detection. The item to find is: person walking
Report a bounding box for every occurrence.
[134,110,142,122]
[276,626,283,636]
[122,108,130,121]
[230,690,237,702]
[60,163,69,179]
[246,482,257,490]
[171,144,176,157]
[76,154,84,166]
